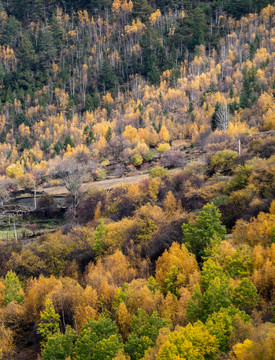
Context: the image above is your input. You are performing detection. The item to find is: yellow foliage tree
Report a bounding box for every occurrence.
[0,324,14,359]
[116,301,132,340]
[148,179,159,202]
[230,339,254,360]
[159,125,170,143]
[155,243,200,294]
[6,163,24,178]
[163,191,178,216]
[123,125,138,144]
[156,321,218,360]
[157,143,170,153]
[233,211,275,246]
[149,9,161,25]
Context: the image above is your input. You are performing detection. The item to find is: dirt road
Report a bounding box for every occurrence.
[38,166,190,196]
[39,172,151,196]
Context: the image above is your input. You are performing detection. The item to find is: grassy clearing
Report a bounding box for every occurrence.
[0,225,60,241]
[0,215,63,241]
[0,227,32,240]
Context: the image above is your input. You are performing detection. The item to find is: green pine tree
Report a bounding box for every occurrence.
[4,271,24,306]
[17,33,38,70]
[63,135,74,148]
[37,299,60,347]
[132,0,153,22]
[1,16,21,47]
[182,203,226,261]
[231,278,259,313]
[54,139,64,154]
[41,326,77,360]
[125,309,167,360]
[98,58,118,93]
[49,15,63,54]
[93,219,107,257]
[73,318,122,360]
[105,126,112,142]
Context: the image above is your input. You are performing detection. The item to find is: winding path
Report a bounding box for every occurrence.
[39,172,151,196]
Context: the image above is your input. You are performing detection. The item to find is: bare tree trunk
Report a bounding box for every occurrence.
[216,104,230,130]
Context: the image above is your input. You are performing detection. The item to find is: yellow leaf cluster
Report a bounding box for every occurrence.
[159,125,170,142]
[78,10,89,25]
[157,143,170,152]
[227,120,256,137]
[112,0,133,14]
[125,19,146,35]
[149,9,161,25]
[0,45,17,71]
[156,242,199,290]
[6,163,24,179]
[103,92,114,105]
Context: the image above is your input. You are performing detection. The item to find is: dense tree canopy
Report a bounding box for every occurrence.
[0,1,274,359]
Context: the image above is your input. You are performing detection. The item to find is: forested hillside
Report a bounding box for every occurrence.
[0,0,274,183]
[0,1,275,359]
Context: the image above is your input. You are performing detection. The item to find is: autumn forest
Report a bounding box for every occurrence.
[0,0,275,359]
